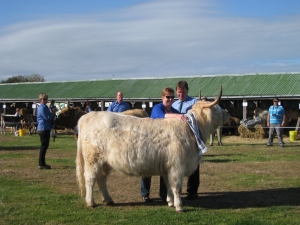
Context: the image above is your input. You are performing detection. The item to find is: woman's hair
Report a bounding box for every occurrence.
[161,87,174,97]
[39,93,48,100]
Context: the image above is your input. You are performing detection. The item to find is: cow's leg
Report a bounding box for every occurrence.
[96,172,114,205]
[161,174,174,207]
[169,171,184,212]
[84,166,97,207]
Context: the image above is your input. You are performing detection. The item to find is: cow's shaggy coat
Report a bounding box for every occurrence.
[76,90,230,212]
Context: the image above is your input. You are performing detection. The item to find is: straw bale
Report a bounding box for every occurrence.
[238,124,267,139]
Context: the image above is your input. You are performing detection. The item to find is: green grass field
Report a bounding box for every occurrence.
[0,132,299,225]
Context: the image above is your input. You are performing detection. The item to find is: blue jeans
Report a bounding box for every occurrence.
[140,176,167,200]
[140,177,151,197]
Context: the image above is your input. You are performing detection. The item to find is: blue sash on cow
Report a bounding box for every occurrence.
[185,112,208,155]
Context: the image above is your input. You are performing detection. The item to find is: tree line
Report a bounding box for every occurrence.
[1,74,45,83]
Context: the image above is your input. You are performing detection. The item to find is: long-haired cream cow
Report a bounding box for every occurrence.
[76,88,230,212]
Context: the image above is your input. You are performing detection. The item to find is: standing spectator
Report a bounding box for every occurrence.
[14,108,22,130]
[172,80,198,200]
[266,98,286,147]
[85,101,92,113]
[106,92,130,112]
[140,87,187,202]
[14,108,20,117]
[37,93,55,169]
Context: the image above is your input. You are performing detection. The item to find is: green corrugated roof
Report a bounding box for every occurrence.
[0,73,299,102]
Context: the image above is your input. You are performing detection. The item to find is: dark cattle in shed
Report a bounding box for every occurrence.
[19,108,29,128]
[0,114,22,134]
[55,107,149,130]
[223,116,240,135]
[55,107,86,130]
[27,115,38,135]
[285,108,300,123]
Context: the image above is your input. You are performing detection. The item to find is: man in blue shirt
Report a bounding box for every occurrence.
[172,85,197,114]
[266,97,286,147]
[172,80,199,200]
[106,91,130,112]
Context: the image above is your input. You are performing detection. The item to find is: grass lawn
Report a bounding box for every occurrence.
[0,131,299,225]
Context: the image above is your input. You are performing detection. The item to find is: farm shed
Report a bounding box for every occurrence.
[1,73,300,120]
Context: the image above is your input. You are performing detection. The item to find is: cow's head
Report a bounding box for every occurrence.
[191,87,230,135]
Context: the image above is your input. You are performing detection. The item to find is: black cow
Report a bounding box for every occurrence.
[0,114,22,134]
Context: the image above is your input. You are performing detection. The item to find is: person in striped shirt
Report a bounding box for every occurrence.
[266,98,286,147]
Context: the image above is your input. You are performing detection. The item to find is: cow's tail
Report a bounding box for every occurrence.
[76,135,85,197]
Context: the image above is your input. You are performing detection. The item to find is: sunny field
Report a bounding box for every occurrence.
[0,132,299,225]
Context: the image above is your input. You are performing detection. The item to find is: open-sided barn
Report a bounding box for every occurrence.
[1,73,299,125]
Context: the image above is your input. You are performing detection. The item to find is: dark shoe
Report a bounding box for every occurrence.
[186,193,198,200]
[142,196,152,202]
[160,196,167,202]
[39,164,51,169]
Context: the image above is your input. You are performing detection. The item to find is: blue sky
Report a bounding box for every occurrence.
[1,0,299,81]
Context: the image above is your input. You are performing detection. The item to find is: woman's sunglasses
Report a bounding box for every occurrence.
[165,96,175,99]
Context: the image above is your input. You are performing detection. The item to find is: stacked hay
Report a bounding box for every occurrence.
[238,124,267,139]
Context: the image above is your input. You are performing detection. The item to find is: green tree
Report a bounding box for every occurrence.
[1,74,45,83]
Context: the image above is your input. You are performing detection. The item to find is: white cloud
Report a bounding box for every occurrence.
[1,0,300,81]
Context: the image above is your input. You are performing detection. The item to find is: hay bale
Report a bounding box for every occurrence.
[238,124,267,139]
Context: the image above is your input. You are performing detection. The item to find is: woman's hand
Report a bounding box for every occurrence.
[176,114,187,122]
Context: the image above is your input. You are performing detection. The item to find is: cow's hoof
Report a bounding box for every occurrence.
[86,201,96,208]
[176,209,184,213]
[168,202,174,207]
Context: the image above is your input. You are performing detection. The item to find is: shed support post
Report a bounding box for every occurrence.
[101,100,104,111]
[243,100,248,120]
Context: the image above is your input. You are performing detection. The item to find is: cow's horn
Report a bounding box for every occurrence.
[203,86,222,108]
